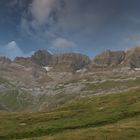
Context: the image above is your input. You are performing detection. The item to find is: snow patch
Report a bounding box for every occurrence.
[43,66,53,72]
[76,68,87,73]
[134,68,140,71]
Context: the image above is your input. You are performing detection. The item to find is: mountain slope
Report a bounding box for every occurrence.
[0,88,139,140]
[1,47,140,112]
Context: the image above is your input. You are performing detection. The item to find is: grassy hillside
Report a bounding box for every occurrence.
[1,75,140,112]
[0,88,140,140]
[0,90,35,112]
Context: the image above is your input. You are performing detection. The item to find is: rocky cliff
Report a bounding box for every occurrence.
[14,50,91,72]
[2,47,140,71]
[124,47,140,68]
[0,57,12,65]
[51,53,91,71]
[14,57,34,67]
[31,50,53,66]
[93,50,125,67]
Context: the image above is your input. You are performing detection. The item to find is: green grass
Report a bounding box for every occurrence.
[84,77,140,92]
[0,90,34,112]
[25,116,140,140]
[0,77,9,84]
[0,88,140,140]
[38,92,76,108]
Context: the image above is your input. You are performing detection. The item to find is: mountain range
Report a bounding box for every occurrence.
[10,46,140,71]
[0,47,140,112]
[0,46,140,140]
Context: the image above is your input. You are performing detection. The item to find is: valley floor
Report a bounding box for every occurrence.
[0,88,140,140]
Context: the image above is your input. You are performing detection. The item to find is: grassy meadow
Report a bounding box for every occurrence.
[0,88,140,140]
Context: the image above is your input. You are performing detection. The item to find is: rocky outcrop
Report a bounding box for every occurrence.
[51,53,91,71]
[6,47,140,72]
[14,57,34,67]
[0,57,11,64]
[124,47,140,68]
[14,50,90,71]
[31,50,52,66]
[93,50,125,67]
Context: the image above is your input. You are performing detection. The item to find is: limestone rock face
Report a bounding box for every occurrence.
[31,50,53,66]
[14,50,90,72]
[124,47,140,68]
[0,57,11,64]
[51,53,91,71]
[14,57,34,67]
[93,50,125,66]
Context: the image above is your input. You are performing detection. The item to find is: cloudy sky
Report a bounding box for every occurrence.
[0,0,140,59]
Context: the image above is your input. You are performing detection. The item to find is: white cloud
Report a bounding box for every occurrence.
[20,18,32,36]
[52,38,77,48]
[20,0,61,40]
[30,0,56,25]
[20,0,100,41]
[0,41,25,60]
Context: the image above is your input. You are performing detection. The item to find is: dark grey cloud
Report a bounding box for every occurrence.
[20,0,140,37]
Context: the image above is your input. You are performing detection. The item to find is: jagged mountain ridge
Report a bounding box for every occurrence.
[124,47,140,68]
[14,50,91,72]
[93,50,125,66]
[12,47,140,70]
[93,47,140,68]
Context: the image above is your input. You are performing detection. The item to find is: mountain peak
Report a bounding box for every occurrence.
[93,50,125,66]
[31,50,53,66]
